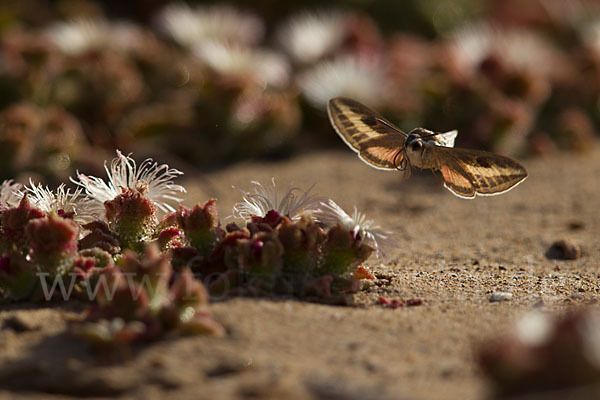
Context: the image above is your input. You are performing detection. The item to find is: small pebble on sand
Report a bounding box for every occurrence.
[489,292,513,302]
[546,240,582,260]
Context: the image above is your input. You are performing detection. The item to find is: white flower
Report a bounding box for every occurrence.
[297,55,388,109]
[277,11,347,64]
[232,179,325,221]
[580,18,600,56]
[21,179,103,225]
[72,150,186,214]
[540,1,600,27]
[515,312,553,347]
[449,22,560,77]
[0,180,23,208]
[45,18,143,56]
[157,3,264,49]
[314,199,395,258]
[580,311,600,368]
[194,41,290,88]
[45,19,110,55]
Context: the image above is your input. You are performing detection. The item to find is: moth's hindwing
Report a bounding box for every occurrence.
[328,97,406,170]
[434,147,528,198]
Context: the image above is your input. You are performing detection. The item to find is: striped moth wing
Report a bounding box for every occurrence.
[432,147,528,198]
[327,97,406,170]
[327,96,528,199]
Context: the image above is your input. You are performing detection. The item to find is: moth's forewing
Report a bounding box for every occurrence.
[357,135,407,170]
[328,97,407,170]
[433,147,528,197]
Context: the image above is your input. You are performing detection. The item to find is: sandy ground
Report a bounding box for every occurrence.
[0,144,599,400]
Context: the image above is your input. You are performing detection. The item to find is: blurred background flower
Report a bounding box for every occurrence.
[479,309,600,398]
[0,0,599,181]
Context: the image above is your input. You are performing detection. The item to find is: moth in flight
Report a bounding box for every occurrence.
[327,97,528,199]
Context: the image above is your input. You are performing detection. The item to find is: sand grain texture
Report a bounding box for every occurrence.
[1,146,599,399]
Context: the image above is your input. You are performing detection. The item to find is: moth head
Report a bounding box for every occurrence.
[404,134,425,156]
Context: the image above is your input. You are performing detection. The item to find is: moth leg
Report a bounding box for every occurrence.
[402,160,412,181]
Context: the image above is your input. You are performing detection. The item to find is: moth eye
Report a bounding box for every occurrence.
[411,141,422,152]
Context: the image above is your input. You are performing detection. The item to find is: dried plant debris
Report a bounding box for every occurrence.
[378,296,423,309]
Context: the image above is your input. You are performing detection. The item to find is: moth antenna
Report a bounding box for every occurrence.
[376,117,403,132]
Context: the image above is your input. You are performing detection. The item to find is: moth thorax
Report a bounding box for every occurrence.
[406,133,437,168]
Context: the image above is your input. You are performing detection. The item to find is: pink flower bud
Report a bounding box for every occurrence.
[176,199,220,254]
[27,214,79,257]
[157,226,183,250]
[1,196,44,250]
[104,189,157,251]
